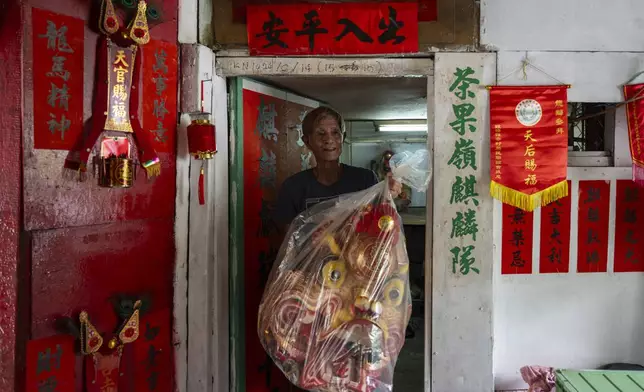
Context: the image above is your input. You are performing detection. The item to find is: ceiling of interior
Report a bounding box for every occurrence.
[252,76,428,120]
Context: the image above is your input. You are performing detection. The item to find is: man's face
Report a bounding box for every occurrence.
[304,115,343,163]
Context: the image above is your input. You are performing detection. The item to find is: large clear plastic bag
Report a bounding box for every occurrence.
[258,150,432,392]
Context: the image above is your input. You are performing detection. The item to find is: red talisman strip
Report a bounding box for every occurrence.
[26,335,75,392]
[577,180,610,273]
[501,203,534,275]
[623,84,644,186]
[142,39,178,154]
[32,8,84,150]
[489,86,569,211]
[539,181,571,273]
[133,308,173,392]
[614,180,644,272]
[247,2,418,55]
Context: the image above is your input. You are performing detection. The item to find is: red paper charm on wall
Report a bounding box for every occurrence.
[247,2,419,55]
[187,118,217,205]
[614,180,644,272]
[501,203,533,275]
[26,335,75,392]
[577,180,609,273]
[539,181,571,273]
[64,0,163,187]
[142,39,178,154]
[32,8,85,151]
[133,308,173,392]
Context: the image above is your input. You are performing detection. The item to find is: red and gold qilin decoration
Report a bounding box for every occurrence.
[489,85,570,211]
[80,301,142,391]
[258,197,411,391]
[187,118,217,205]
[64,0,161,187]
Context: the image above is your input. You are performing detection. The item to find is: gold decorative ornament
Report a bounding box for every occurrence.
[378,215,395,232]
[80,311,103,355]
[128,0,151,45]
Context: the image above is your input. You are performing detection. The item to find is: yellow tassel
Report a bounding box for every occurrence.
[490,180,568,212]
[144,162,161,178]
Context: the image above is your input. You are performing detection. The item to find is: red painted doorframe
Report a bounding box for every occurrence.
[0,0,24,390]
[1,1,180,390]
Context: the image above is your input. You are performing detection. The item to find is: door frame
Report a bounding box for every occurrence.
[219,55,436,392]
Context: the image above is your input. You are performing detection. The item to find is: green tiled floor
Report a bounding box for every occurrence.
[556,369,644,392]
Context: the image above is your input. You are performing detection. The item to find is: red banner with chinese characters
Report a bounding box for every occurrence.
[26,335,75,392]
[142,40,178,154]
[577,180,609,273]
[133,308,173,392]
[614,180,644,272]
[501,204,533,275]
[85,352,121,392]
[247,2,418,55]
[623,84,644,186]
[235,0,436,22]
[32,8,84,150]
[539,181,571,273]
[489,86,569,212]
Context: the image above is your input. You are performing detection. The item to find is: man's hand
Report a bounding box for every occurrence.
[387,172,402,199]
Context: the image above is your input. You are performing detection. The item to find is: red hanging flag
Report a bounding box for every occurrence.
[489,86,569,211]
[623,84,644,186]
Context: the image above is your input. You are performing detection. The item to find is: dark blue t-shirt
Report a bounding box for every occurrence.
[274,164,378,226]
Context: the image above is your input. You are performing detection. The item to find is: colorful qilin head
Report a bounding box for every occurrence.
[258,200,411,392]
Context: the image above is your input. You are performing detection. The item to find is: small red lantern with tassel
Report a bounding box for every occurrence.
[187,119,217,205]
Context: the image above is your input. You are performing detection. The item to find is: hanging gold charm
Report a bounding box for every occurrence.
[100,0,120,35]
[117,300,142,344]
[80,311,104,355]
[128,0,150,45]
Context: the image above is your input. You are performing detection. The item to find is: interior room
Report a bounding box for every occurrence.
[232,75,429,391]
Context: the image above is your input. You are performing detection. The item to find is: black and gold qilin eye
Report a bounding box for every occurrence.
[383,277,405,307]
[321,258,346,289]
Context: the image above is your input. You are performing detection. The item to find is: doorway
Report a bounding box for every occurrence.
[224,57,434,392]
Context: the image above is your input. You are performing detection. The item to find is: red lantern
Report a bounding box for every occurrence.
[187,119,217,205]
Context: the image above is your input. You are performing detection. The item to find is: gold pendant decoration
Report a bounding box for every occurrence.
[80,311,104,355]
[128,0,150,45]
[100,0,120,35]
[117,300,141,344]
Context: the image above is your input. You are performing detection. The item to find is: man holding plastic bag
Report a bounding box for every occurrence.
[262,106,432,392]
